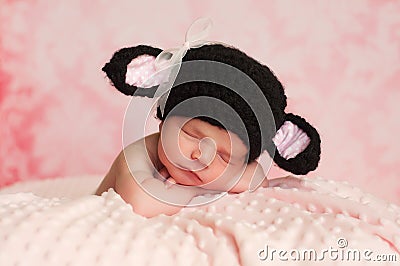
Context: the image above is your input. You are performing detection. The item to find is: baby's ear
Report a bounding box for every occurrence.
[102,45,164,96]
[272,113,321,175]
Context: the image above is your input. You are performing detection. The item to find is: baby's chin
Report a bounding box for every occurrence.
[173,179,197,187]
[171,174,217,189]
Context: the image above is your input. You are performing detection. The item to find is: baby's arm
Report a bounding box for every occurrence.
[114,163,189,217]
[268,176,311,190]
[95,144,210,217]
[227,161,309,193]
[229,161,267,193]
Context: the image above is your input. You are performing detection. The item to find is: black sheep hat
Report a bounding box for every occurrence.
[102,22,321,175]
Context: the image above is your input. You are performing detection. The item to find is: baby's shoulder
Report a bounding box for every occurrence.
[145,132,160,147]
[125,133,159,150]
[124,133,161,169]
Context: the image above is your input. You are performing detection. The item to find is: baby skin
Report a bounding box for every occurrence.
[95,116,303,217]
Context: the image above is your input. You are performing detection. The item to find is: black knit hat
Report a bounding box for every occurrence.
[102,44,321,175]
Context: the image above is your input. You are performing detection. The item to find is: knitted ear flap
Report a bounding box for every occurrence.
[102,45,163,96]
[272,113,321,175]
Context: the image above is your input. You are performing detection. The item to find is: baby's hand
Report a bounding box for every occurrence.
[155,167,178,189]
[268,176,313,191]
[164,176,177,189]
[166,176,220,197]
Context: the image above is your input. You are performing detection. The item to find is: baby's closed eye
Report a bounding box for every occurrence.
[182,129,199,139]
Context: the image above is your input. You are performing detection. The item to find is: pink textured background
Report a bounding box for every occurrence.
[1,0,399,204]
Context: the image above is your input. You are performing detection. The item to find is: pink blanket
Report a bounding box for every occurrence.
[0,177,399,265]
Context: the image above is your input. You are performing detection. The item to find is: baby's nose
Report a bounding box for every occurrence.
[191,137,216,167]
[190,149,201,160]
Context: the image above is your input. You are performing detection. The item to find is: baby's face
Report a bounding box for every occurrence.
[157,116,249,190]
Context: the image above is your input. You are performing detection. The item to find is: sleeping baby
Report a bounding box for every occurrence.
[95,18,321,217]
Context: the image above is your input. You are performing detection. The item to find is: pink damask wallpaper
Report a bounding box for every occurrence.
[0,0,399,204]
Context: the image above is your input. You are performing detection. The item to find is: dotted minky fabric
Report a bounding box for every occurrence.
[0,177,399,266]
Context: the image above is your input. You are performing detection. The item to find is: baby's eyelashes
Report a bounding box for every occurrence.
[182,129,199,139]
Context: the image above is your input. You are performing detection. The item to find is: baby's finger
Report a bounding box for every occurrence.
[164,177,176,189]
[269,176,314,191]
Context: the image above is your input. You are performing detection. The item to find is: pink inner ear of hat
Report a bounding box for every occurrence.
[125,55,169,88]
[272,121,311,159]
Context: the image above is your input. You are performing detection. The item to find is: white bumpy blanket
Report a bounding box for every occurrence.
[0,176,399,266]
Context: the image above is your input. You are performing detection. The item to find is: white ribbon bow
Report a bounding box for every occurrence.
[153,17,213,116]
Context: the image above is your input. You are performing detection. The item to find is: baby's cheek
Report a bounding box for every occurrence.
[210,159,228,175]
[202,162,240,189]
[178,137,196,160]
